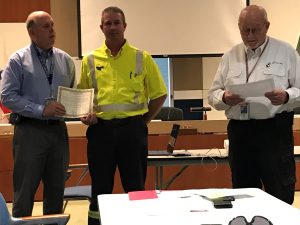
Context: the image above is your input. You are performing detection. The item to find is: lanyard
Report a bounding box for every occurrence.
[33,44,54,96]
[245,38,269,83]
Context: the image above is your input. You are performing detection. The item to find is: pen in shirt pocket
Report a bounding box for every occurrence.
[96,65,104,71]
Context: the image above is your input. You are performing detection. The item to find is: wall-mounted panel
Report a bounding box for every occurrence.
[51,0,78,56]
[0,0,50,22]
[173,57,203,90]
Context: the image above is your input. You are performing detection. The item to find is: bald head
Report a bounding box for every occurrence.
[26,11,51,30]
[239,5,268,26]
[238,5,270,49]
[25,11,55,51]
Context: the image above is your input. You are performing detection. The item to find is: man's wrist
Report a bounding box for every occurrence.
[284,91,289,104]
[222,93,227,104]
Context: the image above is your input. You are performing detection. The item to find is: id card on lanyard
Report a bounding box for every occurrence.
[239,103,250,120]
[33,44,54,103]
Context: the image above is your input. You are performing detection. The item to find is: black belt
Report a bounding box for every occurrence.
[21,116,63,125]
[97,115,143,126]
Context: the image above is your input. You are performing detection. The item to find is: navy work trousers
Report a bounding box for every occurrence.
[87,116,148,213]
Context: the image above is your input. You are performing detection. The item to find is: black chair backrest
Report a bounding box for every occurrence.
[293,107,300,114]
[155,107,183,121]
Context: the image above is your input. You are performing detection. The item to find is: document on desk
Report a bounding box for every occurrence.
[227,78,275,98]
[57,86,94,118]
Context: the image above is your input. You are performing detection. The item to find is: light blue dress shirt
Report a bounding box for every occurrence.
[0,43,75,119]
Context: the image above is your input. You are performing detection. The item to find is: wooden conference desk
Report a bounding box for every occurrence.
[1,119,300,201]
[98,188,300,225]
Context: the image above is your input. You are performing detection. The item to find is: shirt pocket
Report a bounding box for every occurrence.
[131,72,145,93]
[225,68,242,86]
[263,63,285,80]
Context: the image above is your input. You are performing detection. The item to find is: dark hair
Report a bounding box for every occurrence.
[26,18,35,30]
[101,6,126,24]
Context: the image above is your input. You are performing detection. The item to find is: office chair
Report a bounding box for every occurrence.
[154,107,183,121]
[63,163,92,212]
[294,107,300,114]
[0,193,70,225]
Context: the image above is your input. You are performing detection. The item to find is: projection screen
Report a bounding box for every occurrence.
[80,0,246,56]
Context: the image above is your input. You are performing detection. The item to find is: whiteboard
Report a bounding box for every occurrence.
[251,0,300,48]
[80,0,246,56]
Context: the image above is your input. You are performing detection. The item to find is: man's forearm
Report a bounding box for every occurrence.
[143,94,167,124]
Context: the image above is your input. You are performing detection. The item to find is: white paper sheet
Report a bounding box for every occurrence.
[57,86,94,118]
[227,78,275,97]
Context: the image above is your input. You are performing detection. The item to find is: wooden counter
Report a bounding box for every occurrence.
[1,116,300,136]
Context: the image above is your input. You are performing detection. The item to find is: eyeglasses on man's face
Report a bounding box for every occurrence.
[240,25,265,36]
[228,215,273,225]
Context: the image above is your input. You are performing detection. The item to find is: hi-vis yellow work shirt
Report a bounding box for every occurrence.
[77,41,167,120]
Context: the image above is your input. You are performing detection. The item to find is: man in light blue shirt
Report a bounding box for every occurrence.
[0,11,75,217]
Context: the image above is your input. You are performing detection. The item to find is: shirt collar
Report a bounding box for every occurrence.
[32,43,53,58]
[103,40,128,58]
[244,37,268,57]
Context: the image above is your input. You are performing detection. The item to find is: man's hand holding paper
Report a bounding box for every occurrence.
[223,91,244,106]
[81,112,98,125]
[227,78,275,98]
[226,79,289,106]
[224,79,289,105]
[265,89,289,105]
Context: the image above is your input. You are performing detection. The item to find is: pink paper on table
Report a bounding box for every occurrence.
[128,190,158,200]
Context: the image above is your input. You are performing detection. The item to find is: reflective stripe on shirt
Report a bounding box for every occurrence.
[94,102,147,112]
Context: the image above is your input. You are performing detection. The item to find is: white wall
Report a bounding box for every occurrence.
[80,0,245,55]
[251,0,300,48]
[202,57,227,120]
[0,23,30,69]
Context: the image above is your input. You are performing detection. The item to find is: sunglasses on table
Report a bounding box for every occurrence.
[228,216,273,225]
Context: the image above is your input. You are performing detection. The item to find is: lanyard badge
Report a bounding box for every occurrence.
[33,44,54,97]
[239,103,250,120]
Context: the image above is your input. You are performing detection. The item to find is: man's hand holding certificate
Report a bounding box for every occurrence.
[57,86,94,118]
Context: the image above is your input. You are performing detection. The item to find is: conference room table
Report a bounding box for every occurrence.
[148,148,228,190]
[148,147,300,190]
[98,187,300,225]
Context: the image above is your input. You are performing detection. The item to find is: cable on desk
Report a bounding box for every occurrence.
[195,148,225,172]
